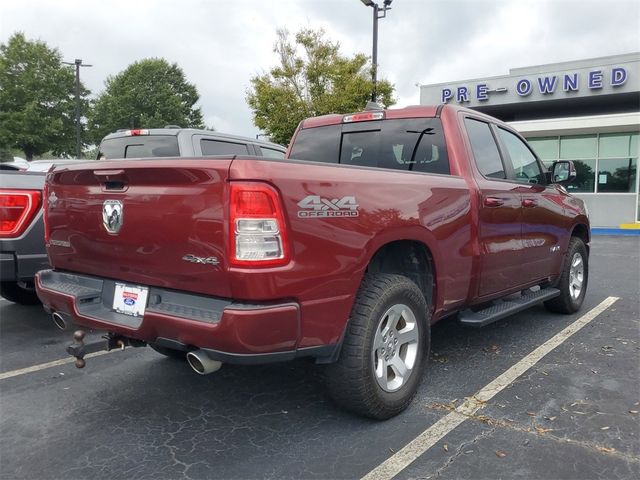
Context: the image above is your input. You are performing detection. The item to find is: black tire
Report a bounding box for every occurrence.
[325,273,430,420]
[544,237,588,314]
[148,343,186,360]
[0,281,40,305]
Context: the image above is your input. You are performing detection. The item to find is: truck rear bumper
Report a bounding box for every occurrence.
[0,252,49,282]
[35,270,333,363]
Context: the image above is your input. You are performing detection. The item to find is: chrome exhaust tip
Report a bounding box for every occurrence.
[52,312,71,331]
[186,350,222,375]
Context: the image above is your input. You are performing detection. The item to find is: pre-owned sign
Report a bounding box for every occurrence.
[419,55,639,108]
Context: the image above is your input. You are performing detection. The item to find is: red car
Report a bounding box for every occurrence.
[36,105,589,418]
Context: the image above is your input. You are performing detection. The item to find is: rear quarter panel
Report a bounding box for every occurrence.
[229,158,474,348]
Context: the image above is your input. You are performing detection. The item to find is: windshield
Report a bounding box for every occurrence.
[97,135,180,160]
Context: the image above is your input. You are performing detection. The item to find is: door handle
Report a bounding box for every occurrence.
[522,199,538,208]
[94,170,128,190]
[484,197,504,207]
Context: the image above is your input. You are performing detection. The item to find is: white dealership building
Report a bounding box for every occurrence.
[420,52,640,231]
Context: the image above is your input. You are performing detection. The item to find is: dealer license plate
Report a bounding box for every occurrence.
[112,283,149,317]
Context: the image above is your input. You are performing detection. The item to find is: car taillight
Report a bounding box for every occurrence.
[229,182,289,267]
[0,190,41,238]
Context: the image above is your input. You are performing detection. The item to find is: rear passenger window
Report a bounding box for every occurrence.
[201,139,250,156]
[258,147,285,159]
[464,118,506,179]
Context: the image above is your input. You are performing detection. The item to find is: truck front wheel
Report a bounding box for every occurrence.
[325,274,430,419]
[544,237,589,314]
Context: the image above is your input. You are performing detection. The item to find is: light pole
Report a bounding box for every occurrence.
[63,59,92,159]
[360,0,393,103]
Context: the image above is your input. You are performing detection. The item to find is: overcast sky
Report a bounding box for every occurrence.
[1,0,639,139]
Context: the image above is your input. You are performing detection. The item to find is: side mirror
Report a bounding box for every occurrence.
[551,160,577,184]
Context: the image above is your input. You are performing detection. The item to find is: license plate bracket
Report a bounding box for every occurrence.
[112,283,149,317]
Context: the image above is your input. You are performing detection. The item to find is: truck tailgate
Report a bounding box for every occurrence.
[46,159,233,298]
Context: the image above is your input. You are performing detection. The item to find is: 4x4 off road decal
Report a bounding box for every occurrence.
[297,195,359,218]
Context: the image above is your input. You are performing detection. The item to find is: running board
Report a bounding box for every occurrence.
[459,288,561,328]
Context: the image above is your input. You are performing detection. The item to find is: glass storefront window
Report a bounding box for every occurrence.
[528,137,558,161]
[565,159,596,193]
[599,133,631,158]
[597,158,637,193]
[524,132,639,195]
[560,135,597,159]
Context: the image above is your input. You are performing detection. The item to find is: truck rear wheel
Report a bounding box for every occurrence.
[325,274,429,419]
[544,237,588,314]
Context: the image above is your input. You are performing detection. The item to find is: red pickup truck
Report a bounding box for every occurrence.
[35,105,589,419]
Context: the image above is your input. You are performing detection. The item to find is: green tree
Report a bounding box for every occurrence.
[0,32,86,160]
[88,58,203,142]
[247,28,395,146]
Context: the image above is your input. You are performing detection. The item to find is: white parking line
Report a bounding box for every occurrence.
[361,296,620,480]
[0,350,117,381]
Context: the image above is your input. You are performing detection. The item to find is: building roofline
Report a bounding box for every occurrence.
[419,52,640,89]
[509,52,640,75]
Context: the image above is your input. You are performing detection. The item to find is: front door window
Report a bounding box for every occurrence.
[496,128,545,184]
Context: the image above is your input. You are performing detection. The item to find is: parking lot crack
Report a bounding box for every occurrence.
[427,401,638,465]
[431,426,498,479]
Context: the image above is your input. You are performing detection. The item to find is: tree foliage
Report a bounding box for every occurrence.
[247,28,395,146]
[0,32,86,160]
[88,58,203,142]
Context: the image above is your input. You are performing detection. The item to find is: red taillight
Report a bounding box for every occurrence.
[234,190,277,216]
[0,190,41,238]
[229,182,289,267]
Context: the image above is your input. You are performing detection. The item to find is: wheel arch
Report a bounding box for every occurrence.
[365,238,437,318]
[571,221,591,255]
[318,230,441,365]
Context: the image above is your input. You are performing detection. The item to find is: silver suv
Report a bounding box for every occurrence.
[97,128,286,160]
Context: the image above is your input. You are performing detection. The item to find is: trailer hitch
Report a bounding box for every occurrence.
[66,330,145,368]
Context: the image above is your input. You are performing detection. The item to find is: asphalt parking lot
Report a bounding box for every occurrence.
[1,236,638,480]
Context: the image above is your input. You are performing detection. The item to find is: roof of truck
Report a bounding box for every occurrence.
[299,105,441,129]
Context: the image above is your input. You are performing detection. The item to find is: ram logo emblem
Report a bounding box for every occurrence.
[102,200,123,234]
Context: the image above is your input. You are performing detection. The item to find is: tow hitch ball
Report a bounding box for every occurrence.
[66,330,135,369]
